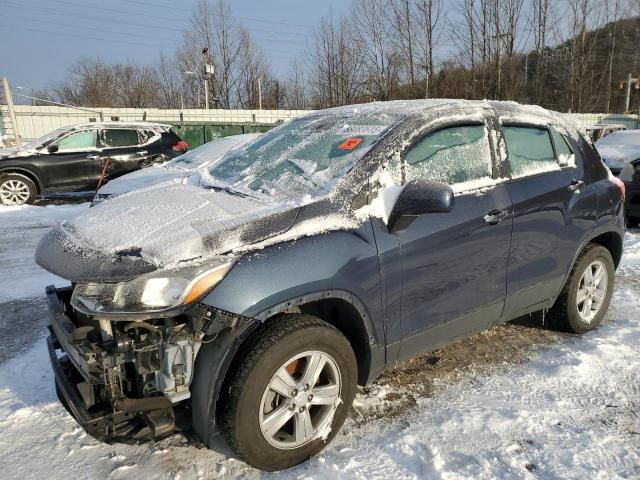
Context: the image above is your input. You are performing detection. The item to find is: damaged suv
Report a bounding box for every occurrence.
[37,100,625,471]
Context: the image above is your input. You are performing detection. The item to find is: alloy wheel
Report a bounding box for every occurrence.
[576,259,608,324]
[0,179,30,205]
[259,350,342,450]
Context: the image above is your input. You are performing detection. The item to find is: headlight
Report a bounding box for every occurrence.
[71,259,234,316]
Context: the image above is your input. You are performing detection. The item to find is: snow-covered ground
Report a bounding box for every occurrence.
[0,204,638,479]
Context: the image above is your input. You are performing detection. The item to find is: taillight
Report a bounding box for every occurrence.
[172,140,188,152]
[611,176,625,201]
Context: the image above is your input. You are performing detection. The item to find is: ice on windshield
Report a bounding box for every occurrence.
[206,113,397,198]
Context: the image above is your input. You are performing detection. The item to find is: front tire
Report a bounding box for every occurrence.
[0,173,37,205]
[549,244,615,333]
[219,315,357,471]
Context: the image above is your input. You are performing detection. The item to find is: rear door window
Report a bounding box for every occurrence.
[503,126,557,177]
[102,129,141,148]
[550,128,574,166]
[55,130,97,151]
[404,124,492,187]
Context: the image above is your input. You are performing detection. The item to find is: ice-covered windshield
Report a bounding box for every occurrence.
[596,131,640,148]
[206,112,398,198]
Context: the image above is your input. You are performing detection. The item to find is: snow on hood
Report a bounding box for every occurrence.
[596,145,640,169]
[0,146,37,160]
[35,182,308,282]
[96,166,184,196]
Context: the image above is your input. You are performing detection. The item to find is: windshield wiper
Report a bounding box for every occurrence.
[203,183,256,198]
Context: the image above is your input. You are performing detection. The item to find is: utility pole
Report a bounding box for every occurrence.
[257,77,262,110]
[605,34,615,114]
[424,67,429,99]
[202,47,214,111]
[1,77,21,146]
[622,73,639,113]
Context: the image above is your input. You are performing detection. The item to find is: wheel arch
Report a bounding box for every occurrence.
[0,167,43,194]
[190,290,382,447]
[552,227,624,307]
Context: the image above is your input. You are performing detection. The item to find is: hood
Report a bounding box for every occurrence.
[97,165,184,196]
[597,145,640,170]
[0,146,36,160]
[35,182,303,282]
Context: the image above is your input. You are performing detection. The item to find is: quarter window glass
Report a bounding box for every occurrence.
[503,126,557,176]
[143,130,158,143]
[55,130,97,151]
[550,128,574,166]
[404,125,492,185]
[103,129,140,148]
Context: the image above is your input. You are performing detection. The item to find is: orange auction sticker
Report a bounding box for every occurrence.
[338,137,363,150]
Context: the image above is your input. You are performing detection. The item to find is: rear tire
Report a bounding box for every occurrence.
[549,244,615,333]
[218,315,357,471]
[0,173,37,205]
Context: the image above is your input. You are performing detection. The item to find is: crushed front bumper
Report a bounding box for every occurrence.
[46,286,180,441]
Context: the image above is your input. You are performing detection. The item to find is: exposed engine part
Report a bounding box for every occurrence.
[98,319,113,342]
[155,339,200,402]
[114,396,172,413]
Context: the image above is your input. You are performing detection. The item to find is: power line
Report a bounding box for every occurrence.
[7,0,313,38]
[0,23,173,50]
[114,0,315,29]
[1,14,178,45]
[0,22,302,60]
[5,2,312,47]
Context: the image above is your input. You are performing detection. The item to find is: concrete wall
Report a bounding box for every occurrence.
[1,104,637,145]
[0,105,312,144]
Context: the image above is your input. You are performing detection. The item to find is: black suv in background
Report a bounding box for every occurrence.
[0,122,187,205]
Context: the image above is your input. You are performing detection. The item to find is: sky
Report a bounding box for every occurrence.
[0,0,350,97]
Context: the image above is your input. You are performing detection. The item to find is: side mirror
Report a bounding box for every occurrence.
[388,179,454,233]
[47,144,59,154]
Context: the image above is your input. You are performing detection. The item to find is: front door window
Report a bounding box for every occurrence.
[55,130,97,151]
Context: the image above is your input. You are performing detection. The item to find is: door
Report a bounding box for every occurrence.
[498,123,597,320]
[38,129,101,191]
[98,128,151,185]
[373,120,513,362]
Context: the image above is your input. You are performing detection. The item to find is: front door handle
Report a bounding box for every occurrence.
[568,179,585,192]
[483,208,509,225]
[86,154,100,160]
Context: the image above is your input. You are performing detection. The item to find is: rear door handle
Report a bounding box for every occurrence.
[136,150,149,156]
[568,179,585,191]
[483,208,509,225]
[86,154,100,160]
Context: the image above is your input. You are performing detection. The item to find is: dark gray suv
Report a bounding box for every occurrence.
[36,100,625,471]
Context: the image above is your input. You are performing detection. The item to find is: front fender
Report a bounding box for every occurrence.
[200,222,384,343]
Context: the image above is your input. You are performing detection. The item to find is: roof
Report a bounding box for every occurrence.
[65,121,173,131]
[309,99,576,128]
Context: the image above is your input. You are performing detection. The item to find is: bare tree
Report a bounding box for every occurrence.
[284,58,309,109]
[351,0,401,101]
[388,0,417,91]
[414,0,443,97]
[308,13,365,107]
